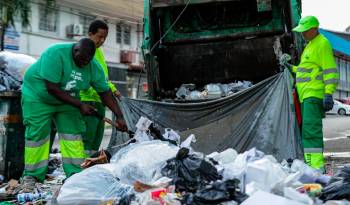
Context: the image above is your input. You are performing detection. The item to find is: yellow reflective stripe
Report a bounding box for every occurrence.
[59,133,82,141]
[25,141,50,164]
[297,67,312,73]
[25,160,48,171]
[25,136,50,148]
[62,157,85,165]
[304,153,324,170]
[323,68,338,74]
[296,77,311,83]
[324,79,339,84]
[60,140,85,159]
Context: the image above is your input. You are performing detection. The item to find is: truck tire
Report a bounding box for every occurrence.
[338,108,346,115]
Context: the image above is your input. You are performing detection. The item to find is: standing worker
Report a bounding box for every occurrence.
[80,20,121,156]
[280,16,339,171]
[21,38,128,192]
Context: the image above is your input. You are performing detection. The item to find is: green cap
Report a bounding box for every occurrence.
[292,16,319,32]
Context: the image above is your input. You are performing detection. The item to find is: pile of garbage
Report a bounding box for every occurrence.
[55,117,350,205]
[0,152,63,204]
[0,51,36,91]
[1,116,350,205]
[175,81,253,101]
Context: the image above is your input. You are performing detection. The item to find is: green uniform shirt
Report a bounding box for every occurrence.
[292,34,339,102]
[80,48,117,102]
[22,43,110,105]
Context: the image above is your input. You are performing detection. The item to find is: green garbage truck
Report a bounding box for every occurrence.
[142,0,303,100]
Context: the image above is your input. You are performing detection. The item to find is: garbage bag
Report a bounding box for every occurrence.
[110,141,179,185]
[57,164,134,205]
[0,51,35,81]
[161,147,221,192]
[181,179,248,205]
[110,70,302,161]
[320,166,350,201]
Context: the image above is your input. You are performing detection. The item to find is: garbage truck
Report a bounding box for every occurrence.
[111,0,305,160]
[142,0,303,100]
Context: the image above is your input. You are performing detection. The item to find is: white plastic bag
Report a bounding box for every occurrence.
[0,51,36,81]
[57,164,134,205]
[110,141,179,185]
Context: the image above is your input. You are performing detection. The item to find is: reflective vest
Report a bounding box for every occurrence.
[80,47,117,102]
[292,34,339,102]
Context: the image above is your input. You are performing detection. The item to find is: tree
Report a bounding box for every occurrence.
[0,0,55,50]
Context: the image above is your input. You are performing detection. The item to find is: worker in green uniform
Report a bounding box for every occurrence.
[80,20,121,156]
[20,38,128,192]
[280,16,339,171]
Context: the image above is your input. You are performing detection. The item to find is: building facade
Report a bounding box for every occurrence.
[3,0,147,98]
[320,29,350,99]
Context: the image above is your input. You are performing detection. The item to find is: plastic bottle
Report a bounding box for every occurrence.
[17,193,45,203]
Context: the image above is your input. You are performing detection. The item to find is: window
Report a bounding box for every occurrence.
[116,23,122,44]
[79,13,96,36]
[39,5,58,32]
[123,25,131,45]
[116,23,131,45]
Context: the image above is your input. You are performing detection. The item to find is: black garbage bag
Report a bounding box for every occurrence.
[161,147,221,192]
[118,194,136,205]
[182,179,248,205]
[320,166,350,201]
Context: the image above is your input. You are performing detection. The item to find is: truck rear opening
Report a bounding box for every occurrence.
[144,0,303,100]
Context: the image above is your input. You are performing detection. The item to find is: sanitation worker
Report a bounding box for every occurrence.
[21,38,127,192]
[280,16,339,171]
[80,20,121,156]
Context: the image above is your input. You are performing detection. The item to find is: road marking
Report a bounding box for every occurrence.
[324,152,350,157]
[324,136,349,141]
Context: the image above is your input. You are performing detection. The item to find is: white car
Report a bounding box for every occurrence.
[327,100,350,115]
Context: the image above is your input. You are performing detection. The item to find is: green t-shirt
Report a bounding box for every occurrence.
[22,43,110,105]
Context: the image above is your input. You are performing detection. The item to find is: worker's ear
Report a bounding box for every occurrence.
[88,32,93,37]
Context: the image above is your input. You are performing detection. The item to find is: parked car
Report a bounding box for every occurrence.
[337,98,350,105]
[327,100,350,115]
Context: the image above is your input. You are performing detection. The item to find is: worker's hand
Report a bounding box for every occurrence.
[324,94,334,112]
[115,118,128,132]
[114,90,122,99]
[79,103,96,115]
[279,53,292,69]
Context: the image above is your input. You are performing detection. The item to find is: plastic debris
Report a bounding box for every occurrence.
[0,51,36,91]
[57,164,134,205]
[181,179,248,205]
[161,147,221,192]
[111,141,179,185]
[241,191,305,205]
[320,166,350,201]
[175,81,253,100]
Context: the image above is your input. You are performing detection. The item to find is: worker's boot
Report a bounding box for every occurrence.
[20,175,37,193]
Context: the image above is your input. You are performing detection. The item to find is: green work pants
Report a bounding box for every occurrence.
[82,101,106,156]
[301,97,325,170]
[22,98,86,182]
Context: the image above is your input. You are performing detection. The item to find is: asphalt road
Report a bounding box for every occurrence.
[324,114,350,155]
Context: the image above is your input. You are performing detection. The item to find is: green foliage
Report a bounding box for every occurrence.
[0,0,55,28]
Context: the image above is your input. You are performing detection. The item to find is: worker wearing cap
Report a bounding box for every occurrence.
[80,20,121,156]
[280,16,339,171]
[21,38,128,192]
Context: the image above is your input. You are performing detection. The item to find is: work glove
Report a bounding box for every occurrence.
[279,53,293,70]
[323,94,334,112]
